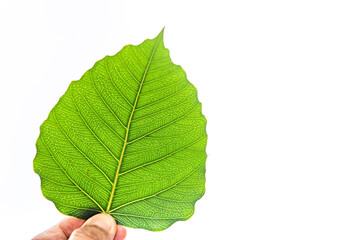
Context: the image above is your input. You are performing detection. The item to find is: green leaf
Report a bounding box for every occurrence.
[33,29,207,231]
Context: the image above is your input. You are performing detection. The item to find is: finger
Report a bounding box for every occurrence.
[69,213,117,240]
[32,217,85,240]
[114,225,127,240]
[59,217,87,237]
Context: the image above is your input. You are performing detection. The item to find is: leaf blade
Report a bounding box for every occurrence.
[34,30,207,231]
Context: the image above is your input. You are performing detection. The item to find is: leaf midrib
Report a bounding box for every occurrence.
[105,34,162,213]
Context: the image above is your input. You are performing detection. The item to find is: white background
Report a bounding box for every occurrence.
[1,0,360,239]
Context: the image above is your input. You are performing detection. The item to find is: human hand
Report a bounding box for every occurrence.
[32,213,127,240]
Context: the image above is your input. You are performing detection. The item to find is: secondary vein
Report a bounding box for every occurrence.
[40,135,105,212]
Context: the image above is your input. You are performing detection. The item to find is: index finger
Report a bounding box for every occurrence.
[32,217,85,240]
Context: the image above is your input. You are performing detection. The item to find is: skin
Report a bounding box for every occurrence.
[32,213,127,240]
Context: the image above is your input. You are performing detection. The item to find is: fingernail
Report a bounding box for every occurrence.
[86,213,115,232]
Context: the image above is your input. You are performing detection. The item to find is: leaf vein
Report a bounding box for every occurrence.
[109,159,205,213]
[105,57,134,107]
[128,102,199,144]
[70,88,120,165]
[135,82,191,111]
[90,69,127,129]
[118,134,206,178]
[40,135,105,212]
[53,110,114,185]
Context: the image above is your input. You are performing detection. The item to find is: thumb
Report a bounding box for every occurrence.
[69,213,117,240]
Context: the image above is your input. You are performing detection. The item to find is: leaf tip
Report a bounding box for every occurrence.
[157,27,165,39]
